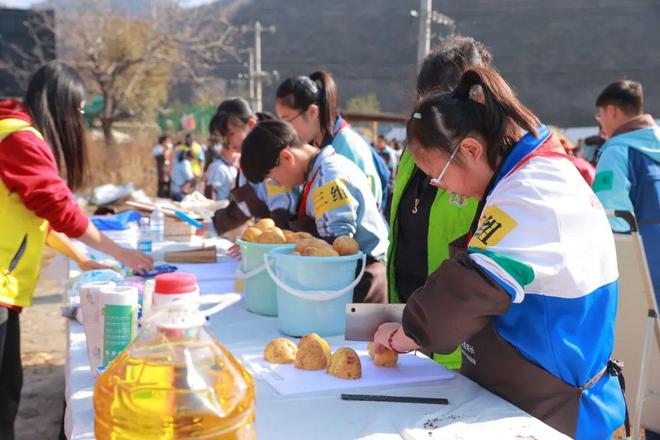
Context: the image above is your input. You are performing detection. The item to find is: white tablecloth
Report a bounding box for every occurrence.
[64,242,569,440]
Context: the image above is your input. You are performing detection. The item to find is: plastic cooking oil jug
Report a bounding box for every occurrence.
[94,273,254,439]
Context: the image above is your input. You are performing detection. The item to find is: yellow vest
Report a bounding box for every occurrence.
[176,143,204,177]
[0,118,50,307]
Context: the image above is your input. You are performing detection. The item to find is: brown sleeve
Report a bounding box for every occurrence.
[402,249,511,354]
[270,208,293,230]
[212,201,250,235]
[230,184,270,219]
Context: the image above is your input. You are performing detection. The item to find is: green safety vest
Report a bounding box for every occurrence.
[387,149,478,369]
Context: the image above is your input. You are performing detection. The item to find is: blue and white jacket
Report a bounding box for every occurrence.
[328,116,384,209]
[238,173,299,215]
[302,146,389,259]
[593,115,660,305]
[403,127,625,439]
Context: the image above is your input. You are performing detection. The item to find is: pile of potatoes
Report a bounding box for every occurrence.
[263,333,362,380]
[293,235,359,257]
[263,333,400,381]
[241,218,313,244]
[241,218,360,258]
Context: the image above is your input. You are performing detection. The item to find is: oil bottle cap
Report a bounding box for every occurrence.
[154,273,197,295]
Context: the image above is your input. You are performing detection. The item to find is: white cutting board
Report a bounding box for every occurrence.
[243,342,454,396]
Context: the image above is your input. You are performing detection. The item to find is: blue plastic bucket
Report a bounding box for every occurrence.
[264,245,366,337]
[237,239,289,316]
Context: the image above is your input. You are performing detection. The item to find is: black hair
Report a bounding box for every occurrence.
[417,35,492,98]
[407,67,539,169]
[24,61,87,190]
[180,149,194,161]
[209,98,274,137]
[275,70,338,143]
[596,80,643,116]
[240,119,304,183]
[158,135,169,144]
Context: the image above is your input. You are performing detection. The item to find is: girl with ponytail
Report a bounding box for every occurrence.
[374,67,626,439]
[208,98,298,235]
[275,71,387,208]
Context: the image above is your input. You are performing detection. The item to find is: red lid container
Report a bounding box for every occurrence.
[154,273,197,295]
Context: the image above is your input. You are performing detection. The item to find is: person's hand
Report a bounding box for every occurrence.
[78,259,111,271]
[115,248,154,274]
[228,243,241,260]
[373,322,418,353]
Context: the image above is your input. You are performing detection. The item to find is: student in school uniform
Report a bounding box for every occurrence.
[208,98,298,235]
[205,145,238,201]
[275,71,389,209]
[373,67,625,439]
[240,119,389,303]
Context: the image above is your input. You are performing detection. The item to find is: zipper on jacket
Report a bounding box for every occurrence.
[8,234,28,273]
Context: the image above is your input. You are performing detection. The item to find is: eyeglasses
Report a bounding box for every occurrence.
[281,109,306,123]
[429,143,460,188]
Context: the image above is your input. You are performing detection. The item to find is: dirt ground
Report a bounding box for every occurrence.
[15,250,67,440]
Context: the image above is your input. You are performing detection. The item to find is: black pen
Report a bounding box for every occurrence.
[341,394,449,405]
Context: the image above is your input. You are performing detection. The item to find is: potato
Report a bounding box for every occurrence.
[283,230,299,243]
[327,347,361,379]
[302,246,340,257]
[333,236,359,256]
[295,231,314,240]
[257,227,286,244]
[294,238,317,253]
[255,218,276,231]
[374,347,398,367]
[367,342,377,359]
[295,333,332,370]
[242,226,263,242]
[367,341,399,367]
[264,338,298,364]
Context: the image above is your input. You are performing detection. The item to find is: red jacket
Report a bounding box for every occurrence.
[0,99,89,238]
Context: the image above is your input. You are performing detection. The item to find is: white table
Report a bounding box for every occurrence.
[63,241,569,440]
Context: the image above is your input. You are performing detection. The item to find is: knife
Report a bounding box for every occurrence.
[344,303,405,341]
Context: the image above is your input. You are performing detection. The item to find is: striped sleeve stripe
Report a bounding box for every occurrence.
[468,252,526,304]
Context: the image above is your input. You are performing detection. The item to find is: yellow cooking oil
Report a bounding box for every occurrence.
[94,331,255,439]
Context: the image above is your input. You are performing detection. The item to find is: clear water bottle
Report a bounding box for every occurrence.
[150,206,165,243]
[137,217,152,253]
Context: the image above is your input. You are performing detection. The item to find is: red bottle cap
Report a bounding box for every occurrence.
[154,273,197,294]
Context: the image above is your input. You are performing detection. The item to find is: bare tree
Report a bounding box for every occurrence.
[2,0,239,144]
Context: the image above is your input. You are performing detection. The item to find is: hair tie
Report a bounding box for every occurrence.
[411,112,422,120]
[468,84,485,104]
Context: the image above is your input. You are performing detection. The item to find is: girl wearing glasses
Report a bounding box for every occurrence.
[388,36,487,371]
[209,98,298,235]
[373,67,625,439]
[240,119,389,303]
[275,71,387,209]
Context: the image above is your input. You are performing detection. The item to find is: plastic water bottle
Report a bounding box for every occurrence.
[137,217,152,253]
[150,206,165,243]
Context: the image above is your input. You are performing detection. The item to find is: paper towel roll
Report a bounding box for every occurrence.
[99,285,138,367]
[79,281,116,373]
